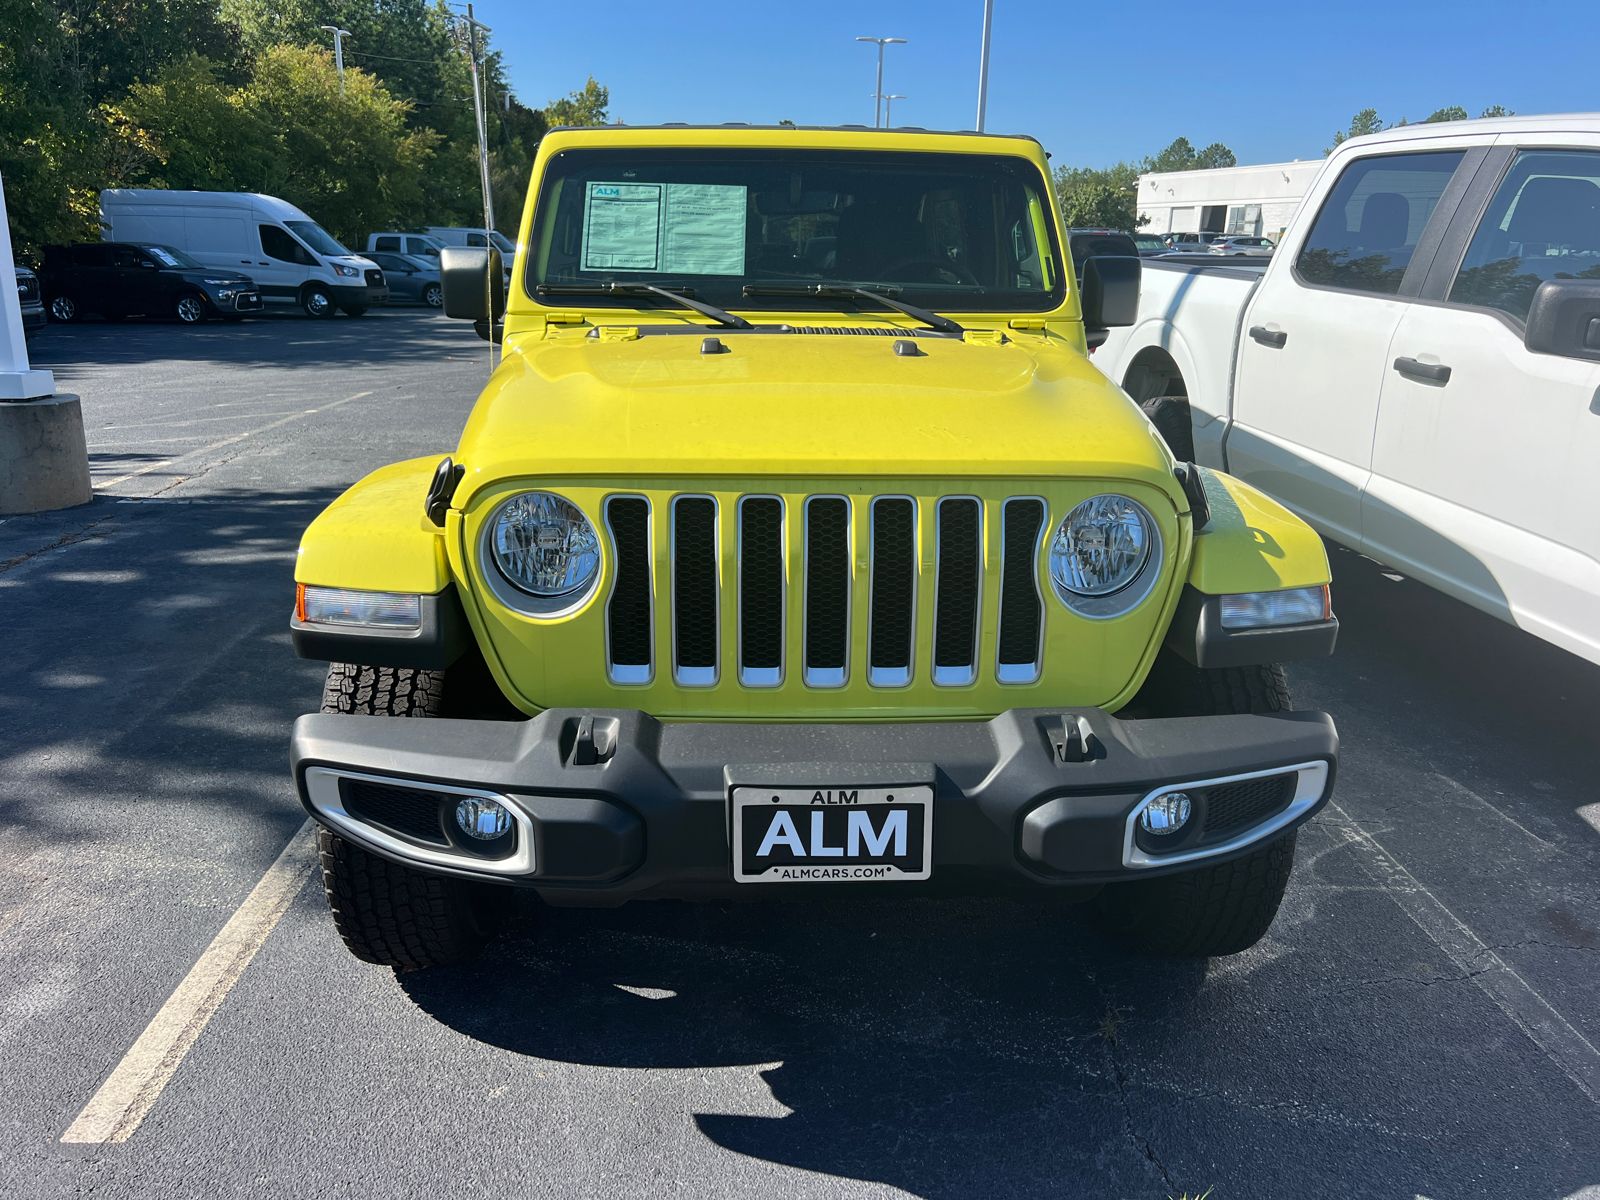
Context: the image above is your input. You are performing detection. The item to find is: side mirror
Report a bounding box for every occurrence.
[440,246,505,338]
[1080,255,1141,347]
[1525,278,1600,363]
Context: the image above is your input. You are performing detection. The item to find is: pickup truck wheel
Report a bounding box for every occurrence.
[316,663,505,969]
[1141,396,1196,462]
[1095,657,1298,956]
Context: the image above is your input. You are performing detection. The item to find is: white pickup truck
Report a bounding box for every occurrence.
[1097,114,1600,665]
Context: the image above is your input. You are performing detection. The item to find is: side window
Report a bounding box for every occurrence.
[466,232,487,247]
[111,246,146,270]
[260,224,313,265]
[405,238,437,257]
[75,245,113,268]
[374,235,400,251]
[1449,149,1600,322]
[1296,150,1466,294]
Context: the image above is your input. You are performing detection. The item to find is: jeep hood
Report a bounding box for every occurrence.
[454,332,1181,502]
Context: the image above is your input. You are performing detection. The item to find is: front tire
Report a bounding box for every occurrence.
[302,285,334,319]
[422,283,443,308]
[1096,658,1299,956]
[48,295,79,323]
[174,292,208,324]
[1141,395,1196,462]
[316,664,504,969]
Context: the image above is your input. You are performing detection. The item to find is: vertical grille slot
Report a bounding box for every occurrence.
[738,496,784,686]
[804,497,851,687]
[604,496,652,683]
[933,498,981,685]
[997,498,1046,682]
[868,497,916,686]
[672,495,718,685]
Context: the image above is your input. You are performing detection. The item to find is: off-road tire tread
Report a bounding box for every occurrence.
[317,827,492,970]
[315,663,497,969]
[1096,657,1298,956]
[1141,396,1196,462]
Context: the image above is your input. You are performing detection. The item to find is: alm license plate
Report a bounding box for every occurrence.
[731,785,932,884]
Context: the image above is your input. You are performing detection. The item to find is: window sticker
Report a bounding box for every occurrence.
[145,247,182,267]
[581,181,747,275]
[582,183,663,270]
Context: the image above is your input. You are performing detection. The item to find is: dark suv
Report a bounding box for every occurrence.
[39,243,262,324]
[1066,228,1140,282]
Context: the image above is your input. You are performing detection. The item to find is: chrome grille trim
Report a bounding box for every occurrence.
[603,494,653,685]
[802,495,851,688]
[670,494,719,687]
[737,495,785,688]
[867,496,917,688]
[931,496,982,687]
[996,496,1048,684]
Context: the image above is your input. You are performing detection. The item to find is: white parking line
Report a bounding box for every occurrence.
[60,821,316,1145]
[1329,802,1600,1105]
[95,391,373,490]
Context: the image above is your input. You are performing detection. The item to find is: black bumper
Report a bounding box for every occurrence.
[330,283,388,307]
[291,706,1337,903]
[21,306,46,332]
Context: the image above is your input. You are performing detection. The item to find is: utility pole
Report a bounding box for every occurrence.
[975,0,993,132]
[854,36,906,129]
[883,94,906,127]
[319,26,351,93]
[458,4,496,236]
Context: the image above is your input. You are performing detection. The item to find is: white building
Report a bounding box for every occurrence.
[1136,159,1325,241]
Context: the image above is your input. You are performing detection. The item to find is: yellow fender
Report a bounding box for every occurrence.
[295,456,452,594]
[1187,467,1331,594]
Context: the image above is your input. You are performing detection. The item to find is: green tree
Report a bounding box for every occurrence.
[545,77,610,127]
[1424,106,1470,123]
[1327,107,1386,152]
[1141,137,1237,173]
[1052,162,1141,230]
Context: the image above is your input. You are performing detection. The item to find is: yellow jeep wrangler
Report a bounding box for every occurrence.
[290,125,1339,969]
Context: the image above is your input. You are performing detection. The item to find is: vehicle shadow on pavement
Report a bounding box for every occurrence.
[400,894,1204,1197]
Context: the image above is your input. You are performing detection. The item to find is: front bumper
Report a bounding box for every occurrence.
[20,305,46,332]
[329,283,388,307]
[291,707,1337,902]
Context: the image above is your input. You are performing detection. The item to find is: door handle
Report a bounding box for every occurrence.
[1393,356,1452,384]
[1249,325,1287,348]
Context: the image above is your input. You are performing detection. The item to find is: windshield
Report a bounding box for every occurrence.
[1134,235,1165,252]
[527,148,1065,313]
[285,220,350,258]
[141,244,202,269]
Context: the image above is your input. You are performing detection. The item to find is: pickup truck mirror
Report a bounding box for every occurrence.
[1524,278,1600,363]
[1080,255,1141,347]
[440,246,505,339]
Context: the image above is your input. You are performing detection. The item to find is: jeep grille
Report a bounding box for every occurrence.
[602,491,1048,689]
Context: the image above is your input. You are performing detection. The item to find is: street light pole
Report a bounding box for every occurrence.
[883,94,906,127]
[457,3,496,236]
[854,36,906,129]
[319,26,351,93]
[975,0,993,131]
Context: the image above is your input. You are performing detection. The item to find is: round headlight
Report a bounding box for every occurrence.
[1050,495,1154,598]
[488,492,599,598]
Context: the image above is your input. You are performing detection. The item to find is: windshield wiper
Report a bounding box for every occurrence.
[741,282,964,336]
[537,281,752,330]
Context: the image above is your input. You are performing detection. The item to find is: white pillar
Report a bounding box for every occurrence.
[0,171,54,400]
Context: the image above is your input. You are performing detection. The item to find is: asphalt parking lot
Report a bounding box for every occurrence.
[2,309,1597,1199]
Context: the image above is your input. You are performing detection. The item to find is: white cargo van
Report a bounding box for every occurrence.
[99,190,388,318]
[423,226,516,255]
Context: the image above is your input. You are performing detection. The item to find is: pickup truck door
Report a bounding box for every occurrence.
[1367,140,1600,663]
[1227,147,1475,546]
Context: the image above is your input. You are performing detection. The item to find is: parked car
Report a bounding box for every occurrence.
[1132,233,1170,257]
[1097,112,1600,666]
[1164,232,1224,253]
[99,190,386,318]
[423,226,515,256]
[366,232,446,260]
[15,266,46,333]
[1208,235,1276,257]
[366,251,443,307]
[38,242,261,324]
[289,124,1339,972]
[1066,228,1141,281]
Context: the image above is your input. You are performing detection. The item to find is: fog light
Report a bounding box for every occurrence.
[454,796,512,840]
[1139,792,1192,836]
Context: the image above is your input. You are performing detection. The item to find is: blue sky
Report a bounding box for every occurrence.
[474,0,1597,169]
